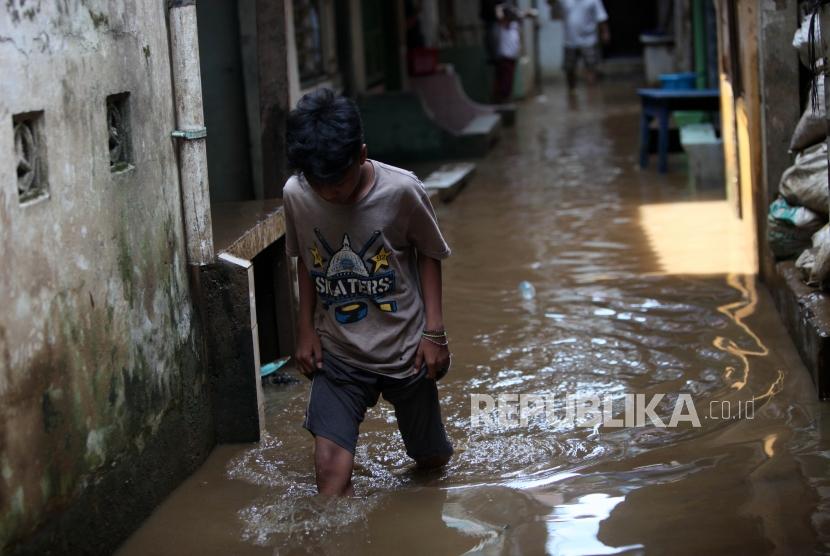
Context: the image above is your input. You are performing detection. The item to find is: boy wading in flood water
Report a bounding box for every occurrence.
[283,89,454,496]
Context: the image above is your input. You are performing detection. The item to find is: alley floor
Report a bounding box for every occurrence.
[118,80,830,555]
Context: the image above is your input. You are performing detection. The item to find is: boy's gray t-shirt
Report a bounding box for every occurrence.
[283,160,451,378]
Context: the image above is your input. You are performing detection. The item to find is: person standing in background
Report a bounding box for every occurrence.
[492,8,522,103]
[480,0,517,63]
[549,0,610,90]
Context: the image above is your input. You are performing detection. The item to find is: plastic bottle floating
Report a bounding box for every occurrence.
[518,281,536,301]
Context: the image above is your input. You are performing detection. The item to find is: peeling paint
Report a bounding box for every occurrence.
[41,389,60,432]
[0,0,212,551]
[87,9,107,29]
[11,487,24,515]
[5,0,43,24]
[85,428,109,467]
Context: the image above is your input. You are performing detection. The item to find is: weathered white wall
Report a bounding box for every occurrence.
[0,1,211,551]
[421,0,440,46]
[537,0,565,78]
[514,0,538,97]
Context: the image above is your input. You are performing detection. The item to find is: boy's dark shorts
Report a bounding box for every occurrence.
[564,45,601,71]
[303,353,454,461]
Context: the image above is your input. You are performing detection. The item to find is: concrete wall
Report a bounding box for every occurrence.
[714,0,830,398]
[197,0,255,202]
[238,0,265,200]
[536,0,565,79]
[734,0,763,248]
[513,0,538,97]
[0,1,213,552]
[758,0,800,282]
[674,0,693,72]
[450,0,481,43]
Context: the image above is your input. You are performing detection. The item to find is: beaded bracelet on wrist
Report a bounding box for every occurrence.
[422,335,449,346]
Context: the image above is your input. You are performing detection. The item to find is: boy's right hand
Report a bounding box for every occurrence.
[295,326,323,377]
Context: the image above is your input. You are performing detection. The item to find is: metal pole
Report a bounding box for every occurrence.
[169,0,214,265]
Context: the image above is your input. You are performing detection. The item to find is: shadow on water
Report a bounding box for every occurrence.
[117,81,830,556]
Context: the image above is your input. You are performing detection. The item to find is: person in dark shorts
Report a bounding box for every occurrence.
[283,88,454,496]
[549,0,610,89]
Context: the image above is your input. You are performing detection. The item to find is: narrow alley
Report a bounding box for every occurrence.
[117,81,830,555]
[4,1,830,555]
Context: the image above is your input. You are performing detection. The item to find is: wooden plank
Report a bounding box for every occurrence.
[736,0,762,273]
[715,0,742,219]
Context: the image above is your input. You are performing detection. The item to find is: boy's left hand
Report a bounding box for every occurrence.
[415,337,451,380]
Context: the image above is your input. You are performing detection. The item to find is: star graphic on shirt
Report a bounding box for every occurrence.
[370,246,392,273]
[310,244,324,268]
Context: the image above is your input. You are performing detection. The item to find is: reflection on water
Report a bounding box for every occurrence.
[117,82,830,556]
[546,493,641,555]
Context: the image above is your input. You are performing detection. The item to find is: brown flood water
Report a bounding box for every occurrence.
[118,82,830,555]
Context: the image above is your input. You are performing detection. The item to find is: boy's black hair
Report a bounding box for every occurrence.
[286,88,364,184]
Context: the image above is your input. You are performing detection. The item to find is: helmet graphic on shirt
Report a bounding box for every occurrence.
[311,228,398,324]
[326,235,370,278]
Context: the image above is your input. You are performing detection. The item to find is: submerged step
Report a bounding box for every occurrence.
[423,162,476,203]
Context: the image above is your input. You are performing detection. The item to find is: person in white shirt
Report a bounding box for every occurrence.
[549,0,610,89]
[493,14,522,103]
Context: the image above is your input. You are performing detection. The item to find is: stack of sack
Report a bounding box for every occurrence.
[768,14,830,287]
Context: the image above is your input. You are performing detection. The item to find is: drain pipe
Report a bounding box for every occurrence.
[168,0,214,265]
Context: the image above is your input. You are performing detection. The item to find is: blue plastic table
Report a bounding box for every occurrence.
[638,88,720,173]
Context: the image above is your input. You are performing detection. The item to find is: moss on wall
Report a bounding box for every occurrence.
[0,1,216,552]
[0,209,207,551]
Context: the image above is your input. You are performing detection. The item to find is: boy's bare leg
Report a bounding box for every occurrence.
[585,69,598,86]
[566,68,577,91]
[314,436,355,496]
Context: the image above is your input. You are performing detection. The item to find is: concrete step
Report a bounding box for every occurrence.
[422,162,476,203]
[212,199,285,259]
[681,123,725,189]
[461,113,501,136]
[770,260,830,399]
